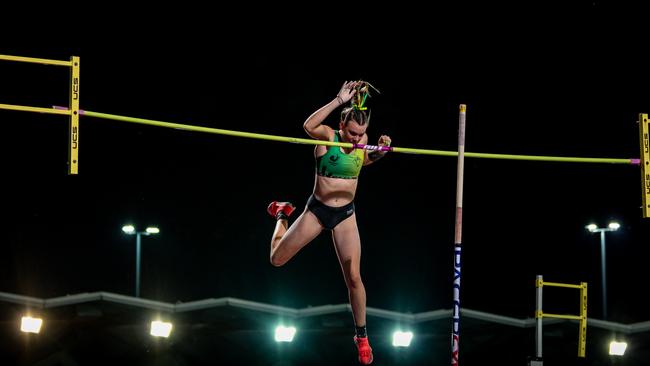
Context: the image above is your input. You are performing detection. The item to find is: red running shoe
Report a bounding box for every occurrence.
[267,201,295,220]
[354,336,373,365]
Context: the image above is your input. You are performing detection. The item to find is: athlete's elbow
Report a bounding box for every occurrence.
[303,123,314,136]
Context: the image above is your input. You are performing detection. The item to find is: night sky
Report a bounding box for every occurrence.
[1,3,649,325]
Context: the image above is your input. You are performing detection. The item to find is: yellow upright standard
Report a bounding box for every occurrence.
[69,56,80,175]
[579,282,588,358]
[640,113,650,218]
[0,54,80,174]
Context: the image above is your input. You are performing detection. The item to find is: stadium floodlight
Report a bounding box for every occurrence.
[21,316,43,334]
[392,330,414,347]
[150,320,173,338]
[274,325,296,342]
[609,341,627,356]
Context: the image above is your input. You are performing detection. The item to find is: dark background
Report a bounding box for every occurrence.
[1,2,648,326]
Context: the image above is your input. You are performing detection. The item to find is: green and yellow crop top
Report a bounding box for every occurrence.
[315,131,364,179]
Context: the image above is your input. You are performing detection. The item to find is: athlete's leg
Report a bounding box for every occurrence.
[332,213,366,328]
[332,213,373,364]
[269,208,323,267]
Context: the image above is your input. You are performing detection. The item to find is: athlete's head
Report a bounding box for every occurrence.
[339,109,369,144]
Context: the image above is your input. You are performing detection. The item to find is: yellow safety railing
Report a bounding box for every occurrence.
[535,275,587,358]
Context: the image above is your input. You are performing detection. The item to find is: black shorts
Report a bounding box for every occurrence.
[307,195,355,230]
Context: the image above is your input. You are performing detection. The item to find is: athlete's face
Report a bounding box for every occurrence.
[339,120,367,144]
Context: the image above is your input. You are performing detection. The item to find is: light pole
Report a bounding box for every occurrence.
[585,222,620,320]
[122,225,160,297]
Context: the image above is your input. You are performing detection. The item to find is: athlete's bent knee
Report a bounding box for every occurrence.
[270,253,287,267]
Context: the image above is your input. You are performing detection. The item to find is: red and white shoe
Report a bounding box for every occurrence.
[354,336,374,365]
[266,201,295,220]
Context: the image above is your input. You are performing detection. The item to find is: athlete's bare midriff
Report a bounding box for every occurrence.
[311,137,363,206]
[313,174,358,206]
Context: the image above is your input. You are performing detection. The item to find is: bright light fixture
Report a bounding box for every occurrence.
[609,341,627,356]
[392,330,413,347]
[274,325,296,342]
[21,316,43,334]
[150,320,173,338]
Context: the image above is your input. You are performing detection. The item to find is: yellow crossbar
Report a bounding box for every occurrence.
[0,103,71,116]
[0,54,72,67]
